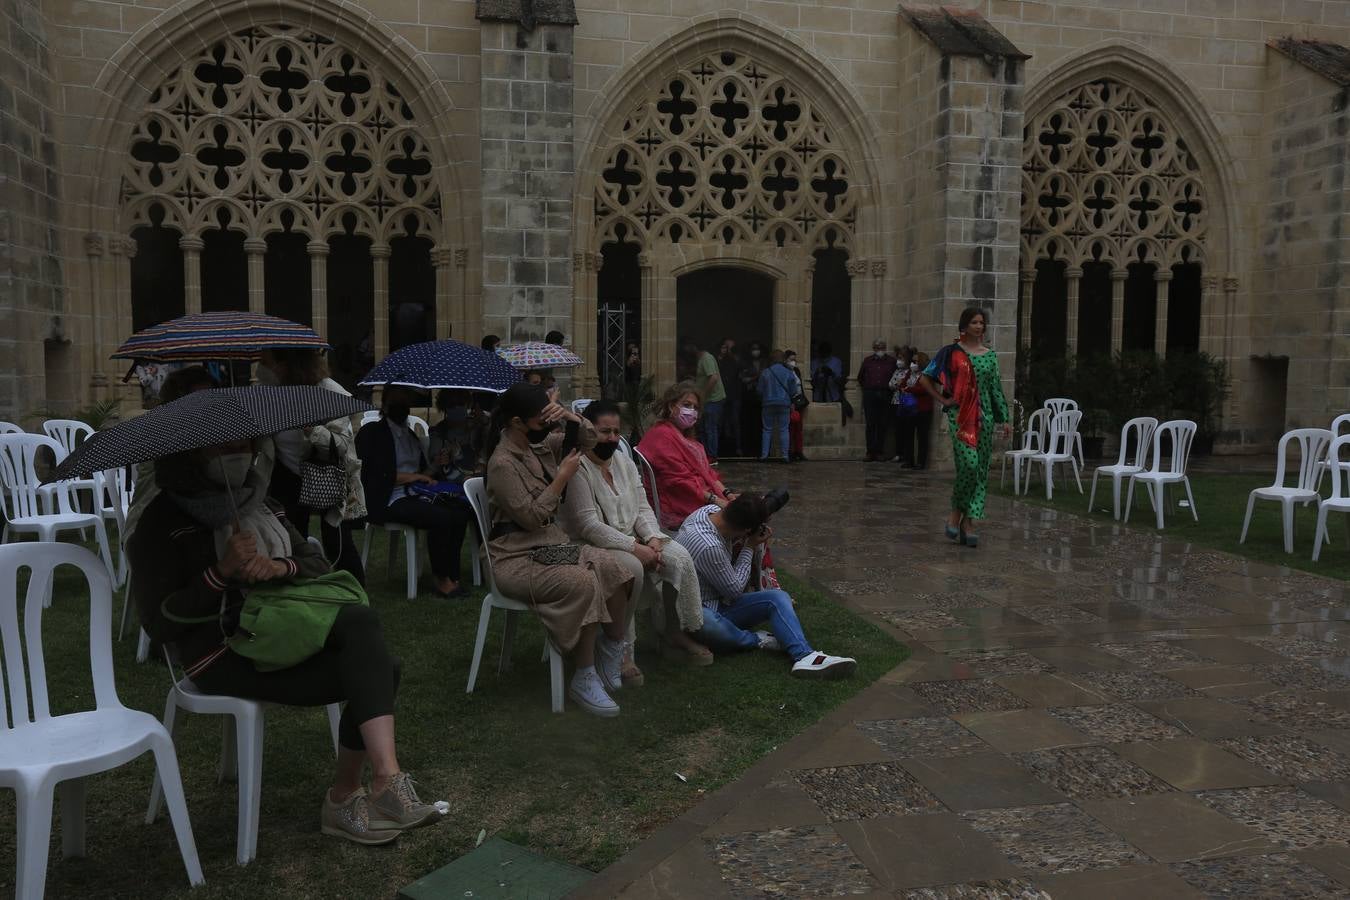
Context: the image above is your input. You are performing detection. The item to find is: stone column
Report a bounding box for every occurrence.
[1198,274,1219,355]
[110,237,137,405]
[1064,266,1083,355]
[432,246,454,339]
[1110,269,1128,354]
[372,244,391,361]
[1018,269,1036,348]
[638,251,656,383]
[245,238,266,314]
[84,234,107,390]
[1154,268,1172,356]
[571,251,602,397]
[180,235,204,314]
[455,248,471,340]
[845,257,870,419]
[308,241,329,337]
[1222,276,1238,362]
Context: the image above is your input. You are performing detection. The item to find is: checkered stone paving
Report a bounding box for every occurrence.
[902,879,1049,900]
[880,608,964,632]
[710,825,880,897]
[1011,605,1104,626]
[960,803,1151,874]
[1240,635,1348,661]
[1096,641,1211,670]
[1196,786,1350,849]
[793,763,946,820]
[1172,852,1347,897]
[1072,670,1202,702]
[855,717,990,759]
[1241,690,1350,730]
[1216,734,1350,782]
[943,649,1054,677]
[909,679,1031,715]
[1242,662,1350,692]
[1012,746,1176,800]
[1045,705,1185,743]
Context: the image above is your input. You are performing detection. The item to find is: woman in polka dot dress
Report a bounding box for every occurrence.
[919,307,1011,548]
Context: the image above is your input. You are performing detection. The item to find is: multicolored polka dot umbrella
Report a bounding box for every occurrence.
[359,339,521,393]
[495,341,585,370]
[112,311,329,362]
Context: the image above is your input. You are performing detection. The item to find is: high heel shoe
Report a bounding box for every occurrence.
[960,528,979,548]
[944,524,961,542]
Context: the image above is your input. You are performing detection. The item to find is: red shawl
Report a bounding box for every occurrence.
[928,342,981,448]
[635,420,720,530]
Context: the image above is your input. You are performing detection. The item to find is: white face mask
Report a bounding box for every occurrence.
[207,452,254,490]
[873,350,885,358]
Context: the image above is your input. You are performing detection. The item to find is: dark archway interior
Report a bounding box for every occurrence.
[811,247,850,365]
[326,230,374,393]
[676,266,774,361]
[264,230,312,325]
[130,213,184,331]
[598,240,641,395]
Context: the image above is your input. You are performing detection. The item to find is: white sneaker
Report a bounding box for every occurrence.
[791,652,857,680]
[756,630,783,652]
[568,669,620,717]
[596,635,624,692]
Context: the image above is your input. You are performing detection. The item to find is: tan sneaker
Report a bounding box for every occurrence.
[368,772,441,830]
[321,788,399,846]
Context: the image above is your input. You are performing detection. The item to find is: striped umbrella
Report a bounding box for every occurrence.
[112,311,328,362]
[496,341,585,370]
[360,339,520,393]
[46,386,372,481]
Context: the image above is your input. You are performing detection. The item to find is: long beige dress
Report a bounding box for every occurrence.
[486,421,634,653]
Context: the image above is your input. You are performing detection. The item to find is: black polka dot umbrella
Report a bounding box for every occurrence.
[45,385,374,482]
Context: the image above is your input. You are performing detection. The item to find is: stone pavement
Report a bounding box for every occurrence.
[577,460,1350,899]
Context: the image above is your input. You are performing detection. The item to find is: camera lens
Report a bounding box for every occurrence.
[763,488,790,516]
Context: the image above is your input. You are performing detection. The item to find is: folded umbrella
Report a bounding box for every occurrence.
[113,311,329,362]
[359,339,520,393]
[496,341,584,370]
[46,386,373,482]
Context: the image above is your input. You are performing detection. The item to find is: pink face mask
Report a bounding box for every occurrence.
[674,406,699,429]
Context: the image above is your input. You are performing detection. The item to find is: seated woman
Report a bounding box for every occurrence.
[427,389,485,479]
[356,385,471,598]
[560,401,712,675]
[129,436,436,845]
[635,382,734,532]
[485,383,634,717]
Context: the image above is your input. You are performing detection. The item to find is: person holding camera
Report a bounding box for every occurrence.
[675,494,856,679]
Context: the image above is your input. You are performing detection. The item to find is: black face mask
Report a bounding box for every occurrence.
[525,424,555,444]
[387,403,410,423]
[593,441,620,460]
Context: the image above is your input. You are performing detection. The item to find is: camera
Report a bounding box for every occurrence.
[763,488,790,516]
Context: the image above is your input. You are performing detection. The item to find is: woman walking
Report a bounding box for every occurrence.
[919,308,1010,547]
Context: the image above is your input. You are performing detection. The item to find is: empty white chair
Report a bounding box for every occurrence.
[1044,398,1085,468]
[1241,427,1332,554]
[147,650,340,866]
[1001,407,1050,495]
[0,422,20,434]
[1,543,203,897]
[462,477,564,713]
[359,410,382,429]
[1124,419,1199,529]
[1088,416,1159,520]
[1312,413,1350,493]
[1313,434,1350,562]
[1023,409,1084,500]
[0,434,116,590]
[39,419,101,515]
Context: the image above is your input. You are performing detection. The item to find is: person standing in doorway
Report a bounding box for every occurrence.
[684,337,726,465]
[757,350,794,463]
[740,341,767,457]
[810,341,843,402]
[717,338,742,457]
[858,339,898,461]
[919,308,1010,548]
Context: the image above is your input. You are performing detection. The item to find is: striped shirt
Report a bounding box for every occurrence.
[675,504,754,610]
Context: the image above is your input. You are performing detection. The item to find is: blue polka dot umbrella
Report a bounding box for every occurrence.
[359,340,521,393]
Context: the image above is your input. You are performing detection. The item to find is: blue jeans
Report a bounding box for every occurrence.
[703,399,724,458]
[695,589,812,661]
[761,404,789,460]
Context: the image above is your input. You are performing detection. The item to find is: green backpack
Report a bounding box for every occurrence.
[228,570,369,671]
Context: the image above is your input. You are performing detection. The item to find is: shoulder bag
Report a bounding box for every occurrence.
[299,435,346,510]
[229,570,369,671]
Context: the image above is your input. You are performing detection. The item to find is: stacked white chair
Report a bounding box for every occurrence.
[359,410,382,429]
[1311,413,1350,492]
[1044,398,1085,468]
[1124,419,1199,529]
[1023,409,1084,500]
[1088,417,1159,520]
[1240,428,1332,554]
[0,422,20,434]
[0,434,116,592]
[39,420,102,516]
[1001,407,1050,495]
[463,476,565,713]
[1313,434,1350,562]
[1,543,203,897]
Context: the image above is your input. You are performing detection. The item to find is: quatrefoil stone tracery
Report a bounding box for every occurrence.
[1021,78,1209,270]
[121,24,440,245]
[596,52,856,250]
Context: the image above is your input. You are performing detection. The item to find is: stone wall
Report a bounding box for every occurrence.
[1253,43,1348,430]
[0,0,62,422]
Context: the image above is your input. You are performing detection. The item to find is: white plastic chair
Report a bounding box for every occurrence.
[1241,427,1332,554]
[632,446,663,526]
[360,518,481,601]
[147,651,340,866]
[462,477,565,713]
[1312,413,1350,493]
[359,410,382,429]
[1088,416,1159,520]
[570,399,594,416]
[1,543,203,897]
[40,419,101,516]
[1124,419,1199,529]
[0,435,116,593]
[1023,409,1083,499]
[1313,434,1350,562]
[0,421,20,434]
[98,466,135,590]
[1001,407,1050,495]
[1044,398,1085,468]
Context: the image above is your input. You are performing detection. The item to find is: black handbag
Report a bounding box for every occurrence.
[299,436,346,509]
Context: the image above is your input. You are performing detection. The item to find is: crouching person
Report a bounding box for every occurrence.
[130,436,440,845]
[674,495,856,678]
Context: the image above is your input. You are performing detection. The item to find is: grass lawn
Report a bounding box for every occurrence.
[995,468,1350,581]
[1,543,906,900]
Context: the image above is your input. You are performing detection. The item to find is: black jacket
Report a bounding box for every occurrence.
[355,416,427,525]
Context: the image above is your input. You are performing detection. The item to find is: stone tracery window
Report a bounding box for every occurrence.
[1019,79,1209,355]
[120,24,443,383]
[594,51,857,251]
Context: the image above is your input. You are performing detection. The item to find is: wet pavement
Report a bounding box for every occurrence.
[580,460,1350,899]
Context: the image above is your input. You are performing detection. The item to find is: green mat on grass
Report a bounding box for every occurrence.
[399,837,593,899]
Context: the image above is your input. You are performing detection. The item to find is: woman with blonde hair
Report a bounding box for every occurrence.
[635,382,734,532]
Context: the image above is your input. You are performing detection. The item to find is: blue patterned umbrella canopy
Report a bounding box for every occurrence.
[112,311,329,361]
[47,386,373,481]
[359,340,521,393]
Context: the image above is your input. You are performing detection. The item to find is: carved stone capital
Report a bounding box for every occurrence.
[1019,269,1037,283]
[637,252,653,269]
[845,259,869,277]
[870,259,887,278]
[590,251,604,273]
[1222,276,1239,293]
[370,244,392,260]
[1065,266,1084,279]
[453,247,467,267]
[243,238,267,254]
[431,247,454,267]
[84,233,105,257]
[1154,269,1173,283]
[1110,269,1129,281]
[307,241,330,257]
[573,252,586,271]
[178,235,205,252]
[1201,275,1218,291]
